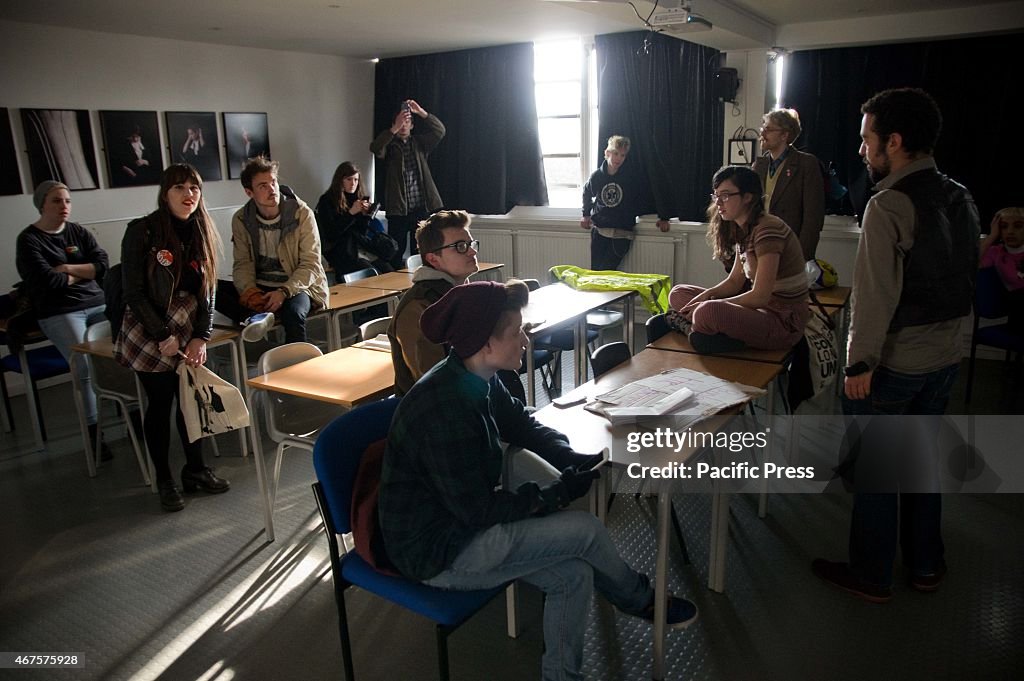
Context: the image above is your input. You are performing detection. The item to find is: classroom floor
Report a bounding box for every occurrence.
[1,347,1021,681]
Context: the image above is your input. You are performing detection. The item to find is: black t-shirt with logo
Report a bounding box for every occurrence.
[15,222,107,318]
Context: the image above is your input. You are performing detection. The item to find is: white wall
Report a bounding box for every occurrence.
[0,20,375,291]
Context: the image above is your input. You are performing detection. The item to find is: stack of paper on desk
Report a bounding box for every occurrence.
[354,334,393,352]
[584,367,765,426]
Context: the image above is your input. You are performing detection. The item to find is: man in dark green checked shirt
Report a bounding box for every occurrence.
[380,280,698,681]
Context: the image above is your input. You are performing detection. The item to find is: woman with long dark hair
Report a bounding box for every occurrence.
[115,163,229,511]
[668,165,809,354]
[315,161,399,275]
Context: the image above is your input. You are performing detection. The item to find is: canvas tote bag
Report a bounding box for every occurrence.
[176,360,250,443]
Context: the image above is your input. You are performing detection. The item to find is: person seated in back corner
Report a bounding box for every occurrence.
[580,135,670,272]
[217,156,329,343]
[386,209,526,402]
[316,161,402,276]
[379,280,698,681]
[667,165,810,354]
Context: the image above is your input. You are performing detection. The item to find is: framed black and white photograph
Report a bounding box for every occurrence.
[0,108,22,195]
[165,111,222,182]
[20,108,99,191]
[100,110,164,188]
[223,112,270,179]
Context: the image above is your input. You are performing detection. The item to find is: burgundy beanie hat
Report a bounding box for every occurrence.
[420,281,509,358]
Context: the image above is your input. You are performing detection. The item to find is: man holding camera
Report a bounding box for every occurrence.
[370,99,446,262]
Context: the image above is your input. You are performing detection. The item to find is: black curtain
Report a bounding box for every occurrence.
[373,43,547,215]
[784,33,1024,222]
[595,31,723,221]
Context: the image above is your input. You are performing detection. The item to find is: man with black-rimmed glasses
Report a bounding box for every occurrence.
[387,209,527,399]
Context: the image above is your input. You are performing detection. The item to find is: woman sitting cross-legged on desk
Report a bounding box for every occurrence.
[115,164,230,512]
[668,165,810,354]
[379,280,698,681]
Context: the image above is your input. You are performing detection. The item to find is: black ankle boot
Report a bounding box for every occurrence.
[181,465,231,494]
[158,480,185,512]
[88,423,114,462]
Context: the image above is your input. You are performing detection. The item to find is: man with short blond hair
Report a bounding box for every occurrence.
[753,108,826,261]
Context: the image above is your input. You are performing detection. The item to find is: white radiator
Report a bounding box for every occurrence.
[513,229,589,282]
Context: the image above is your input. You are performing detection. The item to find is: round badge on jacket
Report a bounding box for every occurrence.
[156,249,174,267]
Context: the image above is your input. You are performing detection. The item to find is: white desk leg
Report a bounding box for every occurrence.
[575,318,586,387]
[708,482,730,593]
[247,390,275,542]
[624,296,635,353]
[526,338,536,407]
[226,339,249,457]
[652,485,670,680]
[132,374,158,493]
[758,383,776,518]
[70,352,96,477]
[19,348,45,451]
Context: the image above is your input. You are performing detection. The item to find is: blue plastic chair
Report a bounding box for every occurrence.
[311,398,508,681]
[0,294,70,445]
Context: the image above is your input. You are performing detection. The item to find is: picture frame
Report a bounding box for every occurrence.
[0,108,22,195]
[728,138,755,166]
[20,108,99,191]
[99,110,164,188]
[223,112,270,179]
[166,111,222,182]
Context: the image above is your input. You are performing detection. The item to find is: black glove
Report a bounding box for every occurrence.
[559,466,599,502]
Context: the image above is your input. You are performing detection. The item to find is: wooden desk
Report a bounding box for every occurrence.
[324,285,402,348]
[342,271,416,292]
[534,347,782,679]
[647,331,793,365]
[521,283,636,405]
[814,285,851,308]
[69,328,245,483]
[245,346,395,541]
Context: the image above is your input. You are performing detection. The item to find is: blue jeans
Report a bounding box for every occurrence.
[841,364,957,586]
[424,511,652,681]
[37,305,107,424]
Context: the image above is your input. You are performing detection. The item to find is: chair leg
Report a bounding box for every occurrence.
[965,343,978,403]
[120,399,151,486]
[271,441,288,513]
[436,626,452,681]
[669,501,692,566]
[336,586,356,681]
[0,372,13,432]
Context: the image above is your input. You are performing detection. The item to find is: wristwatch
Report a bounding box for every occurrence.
[844,361,870,377]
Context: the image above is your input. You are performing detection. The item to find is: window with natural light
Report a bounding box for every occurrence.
[534,38,597,209]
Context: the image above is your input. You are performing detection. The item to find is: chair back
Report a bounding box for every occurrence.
[646,313,670,343]
[522,278,541,292]
[84,320,137,396]
[313,397,400,535]
[405,254,422,270]
[343,267,379,284]
[975,267,1009,320]
[359,316,392,341]
[591,341,631,378]
[257,342,332,441]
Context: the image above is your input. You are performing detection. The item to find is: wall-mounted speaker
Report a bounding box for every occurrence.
[713,67,740,103]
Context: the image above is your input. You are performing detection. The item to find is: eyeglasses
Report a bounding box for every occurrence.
[710,191,742,203]
[759,126,783,134]
[432,239,479,254]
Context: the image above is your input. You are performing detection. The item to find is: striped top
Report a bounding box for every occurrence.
[736,214,807,300]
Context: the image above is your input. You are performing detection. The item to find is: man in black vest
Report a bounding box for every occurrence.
[813,88,979,602]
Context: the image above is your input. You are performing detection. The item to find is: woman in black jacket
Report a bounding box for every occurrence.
[315,161,399,276]
[116,163,229,512]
